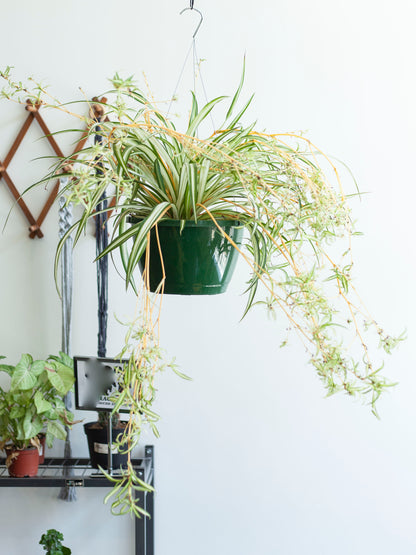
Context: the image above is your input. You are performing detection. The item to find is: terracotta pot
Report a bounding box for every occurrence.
[6,446,39,477]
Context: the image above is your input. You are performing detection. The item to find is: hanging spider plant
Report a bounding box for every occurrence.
[0,66,403,517]
[53,67,402,405]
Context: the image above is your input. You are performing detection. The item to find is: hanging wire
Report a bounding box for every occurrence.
[167,40,194,116]
[167,3,215,131]
[192,41,214,129]
[167,5,203,116]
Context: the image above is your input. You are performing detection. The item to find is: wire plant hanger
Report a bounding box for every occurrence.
[167,2,215,130]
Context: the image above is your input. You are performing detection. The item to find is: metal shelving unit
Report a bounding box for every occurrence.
[0,444,154,555]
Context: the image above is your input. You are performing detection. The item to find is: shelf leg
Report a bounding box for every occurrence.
[134,487,154,555]
[135,483,146,555]
[134,446,155,555]
[145,488,154,555]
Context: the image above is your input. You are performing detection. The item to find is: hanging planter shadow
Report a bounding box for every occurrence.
[134,219,244,295]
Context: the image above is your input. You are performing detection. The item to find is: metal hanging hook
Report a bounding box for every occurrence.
[180,5,203,39]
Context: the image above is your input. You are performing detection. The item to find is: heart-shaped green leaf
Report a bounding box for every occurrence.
[47,421,66,441]
[34,391,53,414]
[10,354,36,391]
[46,361,75,395]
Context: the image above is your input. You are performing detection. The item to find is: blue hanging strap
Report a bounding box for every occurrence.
[57,175,77,502]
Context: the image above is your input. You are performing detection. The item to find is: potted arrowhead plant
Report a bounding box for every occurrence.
[39,529,71,555]
[0,66,403,513]
[0,352,75,477]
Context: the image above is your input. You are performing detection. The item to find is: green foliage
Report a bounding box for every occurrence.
[97,410,120,428]
[39,529,71,555]
[0,66,404,515]
[0,353,75,450]
[43,73,402,414]
[100,317,177,517]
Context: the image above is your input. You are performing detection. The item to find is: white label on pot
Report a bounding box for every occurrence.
[38,445,43,456]
[94,442,118,454]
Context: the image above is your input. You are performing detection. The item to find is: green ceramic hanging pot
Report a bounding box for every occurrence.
[136,219,244,295]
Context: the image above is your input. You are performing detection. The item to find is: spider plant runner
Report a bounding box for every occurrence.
[0,65,404,517]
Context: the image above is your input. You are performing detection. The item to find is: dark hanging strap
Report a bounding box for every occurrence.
[96,192,108,358]
[94,107,109,358]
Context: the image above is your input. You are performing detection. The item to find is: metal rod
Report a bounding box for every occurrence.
[107,412,113,475]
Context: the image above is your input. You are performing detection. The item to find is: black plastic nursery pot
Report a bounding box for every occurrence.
[84,422,128,470]
[136,219,244,295]
[5,446,39,477]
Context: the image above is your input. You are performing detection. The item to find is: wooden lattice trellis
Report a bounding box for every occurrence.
[0,99,107,238]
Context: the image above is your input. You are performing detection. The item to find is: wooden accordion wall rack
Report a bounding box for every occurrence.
[0,98,107,238]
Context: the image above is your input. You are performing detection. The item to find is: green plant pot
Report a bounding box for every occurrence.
[136,219,244,295]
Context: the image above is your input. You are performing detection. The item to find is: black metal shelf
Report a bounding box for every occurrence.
[0,445,154,555]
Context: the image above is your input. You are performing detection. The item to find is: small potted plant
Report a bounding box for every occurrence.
[84,411,128,469]
[0,352,75,477]
[39,529,71,555]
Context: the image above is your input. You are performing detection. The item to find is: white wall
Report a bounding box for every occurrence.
[0,0,415,553]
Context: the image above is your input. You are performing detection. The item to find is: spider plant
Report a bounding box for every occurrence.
[0,66,403,517]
